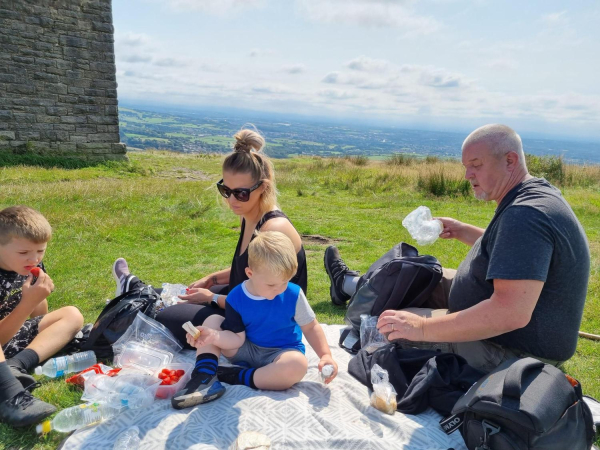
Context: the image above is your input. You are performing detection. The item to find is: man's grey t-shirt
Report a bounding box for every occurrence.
[448,178,590,362]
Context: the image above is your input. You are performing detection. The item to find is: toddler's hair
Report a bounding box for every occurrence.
[0,205,52,245]
[247,231,298,280]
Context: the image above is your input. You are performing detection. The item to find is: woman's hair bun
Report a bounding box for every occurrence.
[233,128,265,153]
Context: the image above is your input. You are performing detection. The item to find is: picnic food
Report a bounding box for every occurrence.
[30,267,41,277]
[234,431,271,449]
[158,368,184,385]
[182,321,201,339]
[370,392,397,415]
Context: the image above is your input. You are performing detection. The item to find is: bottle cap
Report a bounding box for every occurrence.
[36,420,52,434]
[34,366,43,376]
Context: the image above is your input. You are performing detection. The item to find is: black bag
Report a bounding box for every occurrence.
[339,242,442,353]
[81,286,160,359]
[440,357,596,450]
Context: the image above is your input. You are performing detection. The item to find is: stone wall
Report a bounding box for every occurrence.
[0,0,126,161]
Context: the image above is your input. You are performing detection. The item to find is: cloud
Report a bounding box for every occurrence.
[297,0,440,34]
[120,54,153,64]
[249,48,275,58]
[281,64,306,74]
[318,88,357,100]
[346,56,390,72]
[153,57,189,67]
[485,58,519,71]
[115,32,151,48]
[540,11,568,26]
[160,0,265,14]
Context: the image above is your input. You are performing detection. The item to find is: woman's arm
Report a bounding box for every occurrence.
[188,267,231,290]
[259,217,302,253]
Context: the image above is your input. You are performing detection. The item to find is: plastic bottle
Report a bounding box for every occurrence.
[34,351,97,378]
[36,402,122,434]
[402,206,443,246]
[320,364,334,383]
[83,373,156,410]
[113,426,141,450]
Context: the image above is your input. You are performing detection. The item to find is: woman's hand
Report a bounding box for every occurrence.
[436,217,464,240]
[188,276,212,290]
[185,327,219,348]
[318,355,338,384]
[178,287,213,305]
[377,310,426,342]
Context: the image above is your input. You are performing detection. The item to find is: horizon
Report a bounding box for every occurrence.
[112,0,600,142]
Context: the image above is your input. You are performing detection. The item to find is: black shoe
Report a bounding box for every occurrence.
[0,383,56,428]
[171,373,226,410]
[9,366,36,390]
[324,246,359,306]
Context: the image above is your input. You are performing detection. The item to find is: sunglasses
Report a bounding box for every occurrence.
[216,179,263,202]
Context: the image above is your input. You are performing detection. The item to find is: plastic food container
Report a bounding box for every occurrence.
[154,363,193,399]
[116,342,173,374]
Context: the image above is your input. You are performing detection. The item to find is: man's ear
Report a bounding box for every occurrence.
[505,151,519,172]
[245,267,252,278]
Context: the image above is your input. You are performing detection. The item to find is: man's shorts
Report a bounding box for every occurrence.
[225,340,303,369]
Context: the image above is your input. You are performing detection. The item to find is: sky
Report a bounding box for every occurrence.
[112,0,600,142]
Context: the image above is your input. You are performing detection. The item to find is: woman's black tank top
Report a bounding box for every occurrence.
[228,210,308,294]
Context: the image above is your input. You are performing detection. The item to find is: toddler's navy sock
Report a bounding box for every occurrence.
[217,365,257,389]
[0,361,24,403]
[7,349,39,373]
[194,353,218,384]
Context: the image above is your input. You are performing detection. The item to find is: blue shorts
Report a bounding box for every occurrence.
[225,340,303,369]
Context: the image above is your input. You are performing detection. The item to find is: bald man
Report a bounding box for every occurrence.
[325,124,590,372]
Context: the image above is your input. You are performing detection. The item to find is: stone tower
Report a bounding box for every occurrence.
[0,0,126,161]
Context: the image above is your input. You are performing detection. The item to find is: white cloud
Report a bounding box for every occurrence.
[249,48,276,58]
[318,88,358,100]
[485,58,519,71]
[121,54,153,63]
[297,0,440,34]
[153,57,189,67]
[115,32,151,48]
[540,10,568,26]
[281,64,306,74]
[346,56,390,72]
[158,0,265,14]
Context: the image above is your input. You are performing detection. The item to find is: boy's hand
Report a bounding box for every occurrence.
[185,327,218,348]
[179,288,213,305]
[21,271,54,308]
[318,355,338,384]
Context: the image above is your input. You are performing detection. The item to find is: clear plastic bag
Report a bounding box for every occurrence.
[360,314,388,353]
[112,312,182,364]
[154,283,187,314]
[82,371,161,410]
[370,364,397,415]
[402,206,443,246]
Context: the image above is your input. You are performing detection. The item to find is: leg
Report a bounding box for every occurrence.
[324,246,360,305]
[29,299,48,319]
[424,267,456,309]
[252,351,308,390]
[155,303,225,349]
[27,306,83,362]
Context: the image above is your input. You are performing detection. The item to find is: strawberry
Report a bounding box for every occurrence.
[175,370,184,377]
[30,267,41,277]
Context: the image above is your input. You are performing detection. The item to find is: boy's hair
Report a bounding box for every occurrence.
[247,231,298,280]
[0,206,52,245]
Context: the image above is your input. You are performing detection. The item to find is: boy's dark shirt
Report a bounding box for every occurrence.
[448,178,590,362]
[0,264,45,320]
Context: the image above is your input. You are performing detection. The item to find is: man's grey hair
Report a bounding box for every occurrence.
[462,124,525,163]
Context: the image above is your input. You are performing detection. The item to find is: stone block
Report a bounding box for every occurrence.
[0,110,14,121]
[86,132,119,142]
[12,55,34,64]
[73,105,100,114]
[84,88,104,97]
[54,124,76,131]
[16,131,41,140]
[89,61,114,73]
[46,83,68,95]
[69,134,89,143]
[59,35,88,48]
[76,125,98,133]
[60,116,87,124]
[6,84,36,95]
[13,113,36,123]
[111,143,127,154]
[36,115,61,124]
[0,74,16,83]
[0,131,15,140]
[34,72,60,83]
[58,95,78,104]
[46,106,68,116]
[91,21,113,33]
[67,86,84,95]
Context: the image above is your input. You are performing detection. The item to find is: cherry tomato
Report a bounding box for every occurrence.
[30,267,41,277]
[171,376,180,383]
[169,370,177,377]
[158,373,167,380]
[175,370,184,377]
[162,368,170,374]
[163,377,171,384]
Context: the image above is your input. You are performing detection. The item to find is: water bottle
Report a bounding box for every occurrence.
[36,402,122,434]
[34,350,97,378]
[83,373,155,410]
[320,364,334,383]
[402,206,443,246]
[113,426,141,450]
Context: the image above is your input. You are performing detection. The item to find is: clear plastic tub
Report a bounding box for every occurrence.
[115,342,173,374]
[154,363,193,399]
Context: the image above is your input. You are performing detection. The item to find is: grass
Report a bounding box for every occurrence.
[0,151,599,449]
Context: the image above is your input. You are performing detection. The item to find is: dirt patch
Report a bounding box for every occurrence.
[301,234,341,245]
[157,167,211,181]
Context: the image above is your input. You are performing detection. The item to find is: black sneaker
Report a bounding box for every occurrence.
[171,373,226,410]
[0,383,56,428]
[9,366,36,390]
[324,246,359,306]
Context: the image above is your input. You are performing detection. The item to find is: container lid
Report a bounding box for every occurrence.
[117,341,173,373]
[34,366,43,376]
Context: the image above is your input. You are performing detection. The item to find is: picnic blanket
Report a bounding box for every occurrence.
[61,324,467,449]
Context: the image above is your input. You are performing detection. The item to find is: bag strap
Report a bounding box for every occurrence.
[502,358,545,400]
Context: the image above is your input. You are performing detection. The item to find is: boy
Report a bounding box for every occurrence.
[172,231,338,410]
[0,206,84,427]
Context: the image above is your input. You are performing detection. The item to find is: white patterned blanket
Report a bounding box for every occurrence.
[62,325,466,449]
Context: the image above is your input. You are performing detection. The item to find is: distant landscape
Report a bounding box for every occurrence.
[119,105,600,164]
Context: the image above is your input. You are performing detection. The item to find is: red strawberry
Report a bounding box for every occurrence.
[175,370,184,377]
[30,267,41,277]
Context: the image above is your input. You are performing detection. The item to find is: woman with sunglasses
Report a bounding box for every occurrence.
[112,129,308,348]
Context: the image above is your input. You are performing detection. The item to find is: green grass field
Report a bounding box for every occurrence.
[0,151,599,449]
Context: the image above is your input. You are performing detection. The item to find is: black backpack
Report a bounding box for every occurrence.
[440,357,596,450]
[81,286,160,359]
[340,243,443,353]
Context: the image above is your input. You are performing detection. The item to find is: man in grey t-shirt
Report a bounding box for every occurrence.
[326,124,590,372]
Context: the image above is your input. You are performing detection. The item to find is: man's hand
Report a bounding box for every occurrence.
[318,354,338,384]
[185,327,219,348]
[178,287,213,305]
[21,271,54,309]
[377,310,426,342]
[188,276,212,290]
[437,217,465,240]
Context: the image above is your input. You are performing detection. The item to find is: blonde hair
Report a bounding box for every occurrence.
[247,231,298,280]
[222,127,278,214]
[0,206,52,245]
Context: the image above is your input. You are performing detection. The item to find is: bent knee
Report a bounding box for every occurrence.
[60,306,84,330]
[282,353,308,383]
